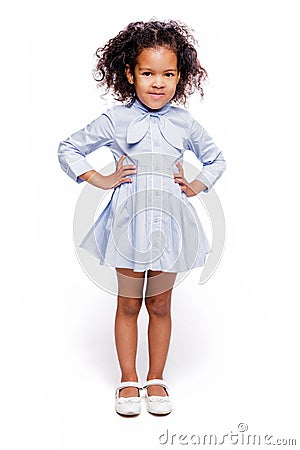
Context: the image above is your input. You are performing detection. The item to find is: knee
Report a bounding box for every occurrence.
[145,293,171,317]
[117,297,142,316]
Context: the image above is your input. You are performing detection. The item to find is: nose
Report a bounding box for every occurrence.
[152,75,165,88]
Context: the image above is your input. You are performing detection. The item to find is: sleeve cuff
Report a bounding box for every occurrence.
[67,159,94,184]
[194,158,226,193]
[194,172,211,193]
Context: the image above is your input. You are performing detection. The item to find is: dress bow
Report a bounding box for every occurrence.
[126,112,184,150]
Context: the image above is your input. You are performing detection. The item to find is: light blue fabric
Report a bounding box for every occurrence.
[58,98,226,273]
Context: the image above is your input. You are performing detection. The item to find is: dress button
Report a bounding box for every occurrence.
[154,218,160,223]
[154,165,159,171]
[155,191,160,196]
[153,140,160,146]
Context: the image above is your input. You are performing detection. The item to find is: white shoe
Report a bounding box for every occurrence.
[143,379,173,415]
[115,381,142,416]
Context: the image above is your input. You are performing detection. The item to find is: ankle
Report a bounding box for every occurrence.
[147,373,164,381]
[121,373,139,382]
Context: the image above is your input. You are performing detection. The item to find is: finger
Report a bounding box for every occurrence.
[175,162,184,175]
[174,171,184,179]
[174,177,186,185]
[112,177,133,188]
[116,154,127,169]
[174,169,184,179]
[120,177,133,184]
[117,155,136,172]
[120,166,137,175]
[174,178,182,184]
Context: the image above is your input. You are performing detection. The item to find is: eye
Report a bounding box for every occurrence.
[165,73,175,77]
[142,72,152,76]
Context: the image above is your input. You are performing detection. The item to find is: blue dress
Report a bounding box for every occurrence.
[58,98,226,273]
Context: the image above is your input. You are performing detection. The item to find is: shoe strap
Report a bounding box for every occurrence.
[143,379,169,392]
[116,381,141,392]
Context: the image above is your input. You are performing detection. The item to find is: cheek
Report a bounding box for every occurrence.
[172,79,180,91]
[135,78,149,91]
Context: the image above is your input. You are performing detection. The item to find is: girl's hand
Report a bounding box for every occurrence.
[174,162,207,197]
[101,155,137,190]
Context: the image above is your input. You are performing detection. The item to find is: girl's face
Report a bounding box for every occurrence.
[125,46,180,110]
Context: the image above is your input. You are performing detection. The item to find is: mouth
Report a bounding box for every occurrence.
[149,92,165,98]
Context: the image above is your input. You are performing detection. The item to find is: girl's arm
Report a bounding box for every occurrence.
[174,163,209,196]
[74,156,137,189]
[75,169,104,187]
[187,116,226,193]
[57,112,114,185]
[188,179,208,194]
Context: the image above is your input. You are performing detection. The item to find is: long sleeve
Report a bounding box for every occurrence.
[187,115,226,193]
[57,110,115,184]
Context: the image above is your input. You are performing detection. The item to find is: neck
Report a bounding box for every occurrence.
[134,97,171,114]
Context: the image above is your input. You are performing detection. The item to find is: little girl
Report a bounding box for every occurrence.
[58,19,226,416]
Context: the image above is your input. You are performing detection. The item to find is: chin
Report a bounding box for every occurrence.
[146,99,168,109]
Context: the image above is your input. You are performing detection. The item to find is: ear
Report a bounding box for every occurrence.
[176,71,181,84]
[125,64,134,84]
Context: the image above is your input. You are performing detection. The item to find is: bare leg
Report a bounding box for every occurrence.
[115,268,145,397]
[145,270,177,396]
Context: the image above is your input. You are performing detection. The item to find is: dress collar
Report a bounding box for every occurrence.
[131,97,171,116]
[127,97,182,149]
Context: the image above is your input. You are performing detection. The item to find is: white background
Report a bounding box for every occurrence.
[1,0,299,448]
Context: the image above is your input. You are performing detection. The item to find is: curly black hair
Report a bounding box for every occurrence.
[93,19,208,105]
